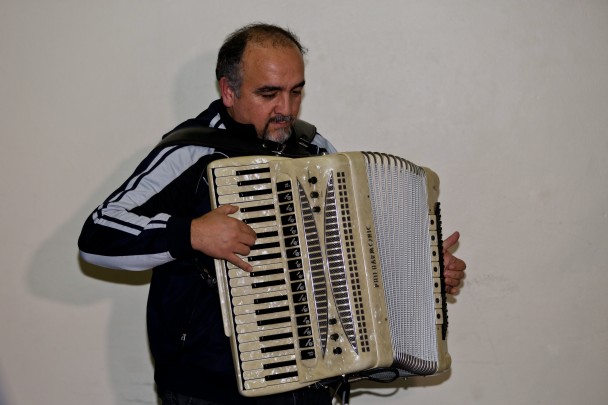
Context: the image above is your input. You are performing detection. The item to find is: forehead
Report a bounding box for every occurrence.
[240,42,305,86]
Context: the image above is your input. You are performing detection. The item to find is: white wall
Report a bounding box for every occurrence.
[1,1,607,404]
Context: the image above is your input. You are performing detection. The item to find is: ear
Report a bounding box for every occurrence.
[219,77,236,107]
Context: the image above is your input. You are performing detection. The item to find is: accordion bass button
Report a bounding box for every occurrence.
[330,333,339,341]
[333,347,343,355]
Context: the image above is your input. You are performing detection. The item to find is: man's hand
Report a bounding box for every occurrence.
[191,205,257,271]
[442,231,466,294]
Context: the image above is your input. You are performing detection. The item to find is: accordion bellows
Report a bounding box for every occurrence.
[207,152,450,397]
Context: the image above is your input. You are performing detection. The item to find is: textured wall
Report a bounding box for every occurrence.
[1,1,607,404]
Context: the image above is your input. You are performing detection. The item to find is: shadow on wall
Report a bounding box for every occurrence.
[26,142,153,304]
[26,48,219,404]
[26,144,157,404]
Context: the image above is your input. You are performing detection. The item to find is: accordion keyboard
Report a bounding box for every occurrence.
[213,165,317,390]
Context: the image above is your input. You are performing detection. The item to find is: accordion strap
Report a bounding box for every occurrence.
[155,119,318,157]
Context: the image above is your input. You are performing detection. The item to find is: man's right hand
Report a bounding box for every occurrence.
[190,205,257,271]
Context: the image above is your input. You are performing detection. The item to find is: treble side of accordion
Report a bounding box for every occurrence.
[207,152,450,397]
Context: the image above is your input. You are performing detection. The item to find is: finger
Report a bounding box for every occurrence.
[444,272,464,287]
[232,242,252,257]
[448,256,466,271]
[443,250,456,269]
[446,285,460,295]
[217,204,239,215]
[444,269,466,281]
[442,231,460,251]
[444,274,464,286]
[443,251,466,271]
[444,277,462,295]
[226,253,253,272]
[238,222,257,243]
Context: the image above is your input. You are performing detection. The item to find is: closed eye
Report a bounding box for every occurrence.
[255,86,281,99]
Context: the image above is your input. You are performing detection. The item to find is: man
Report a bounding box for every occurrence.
[78,23,466,405]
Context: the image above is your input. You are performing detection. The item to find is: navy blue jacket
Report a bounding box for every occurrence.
[78,100,335,403]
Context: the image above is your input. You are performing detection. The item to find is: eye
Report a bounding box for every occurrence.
[260,92,277,99]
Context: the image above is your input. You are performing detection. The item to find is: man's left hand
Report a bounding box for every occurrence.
[442,231,466,294]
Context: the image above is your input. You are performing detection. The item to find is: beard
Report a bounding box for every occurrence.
[261,115,294,144]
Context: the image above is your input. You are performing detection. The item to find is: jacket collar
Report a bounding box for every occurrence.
[211,99,259,139]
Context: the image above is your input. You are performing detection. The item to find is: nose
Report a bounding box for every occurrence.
[274,92,291,116]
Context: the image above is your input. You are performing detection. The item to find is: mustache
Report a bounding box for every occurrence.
[268,115,295,124]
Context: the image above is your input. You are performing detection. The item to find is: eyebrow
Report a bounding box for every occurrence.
[254,80,306,94]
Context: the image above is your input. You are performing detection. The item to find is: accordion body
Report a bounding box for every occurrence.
[207,152,450,397]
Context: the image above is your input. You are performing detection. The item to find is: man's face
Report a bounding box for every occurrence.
[220,42,305,143]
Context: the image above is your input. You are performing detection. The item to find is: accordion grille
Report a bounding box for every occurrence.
[364,153,438,374]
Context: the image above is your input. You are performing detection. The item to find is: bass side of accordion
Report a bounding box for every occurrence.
[207,152,451,397]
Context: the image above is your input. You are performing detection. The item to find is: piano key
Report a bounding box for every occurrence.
[256,230,280,239]
[239,204,275,213]
[239,337,294,354]
[216,183,273,196]
[232,291,288,308]
[228,264,284,281]
[232,298,290,316]
[249,267,284,279]
[229,271,286,288]
[235,167,271,176]
[222,198,273,211]
[235,310,291,326]
[213,172,271,187]
[237,178,272,187]
[226,256,284,272]
[213,166,270,178]
[233,210,277,225]
[259,330,294,342]
[243,374,298,390]
[242,364,298,381]
[218,193,273,205]
[255,305,290,316]
[236,318,291,334]
[231,282,287,297]
[240,354,296,371]
[246,246,283,260]
[247,219,280,229]
[237,326,293,344]
[239,346,295,362]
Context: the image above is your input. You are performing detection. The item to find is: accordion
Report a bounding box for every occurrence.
[207,152,450,397]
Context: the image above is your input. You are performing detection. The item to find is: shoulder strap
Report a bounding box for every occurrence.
[293,119,317,150]
[154,125,268,155]
[155,119,319,157]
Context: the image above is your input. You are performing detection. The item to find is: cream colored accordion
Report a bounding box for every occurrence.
[207,152,450,397]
